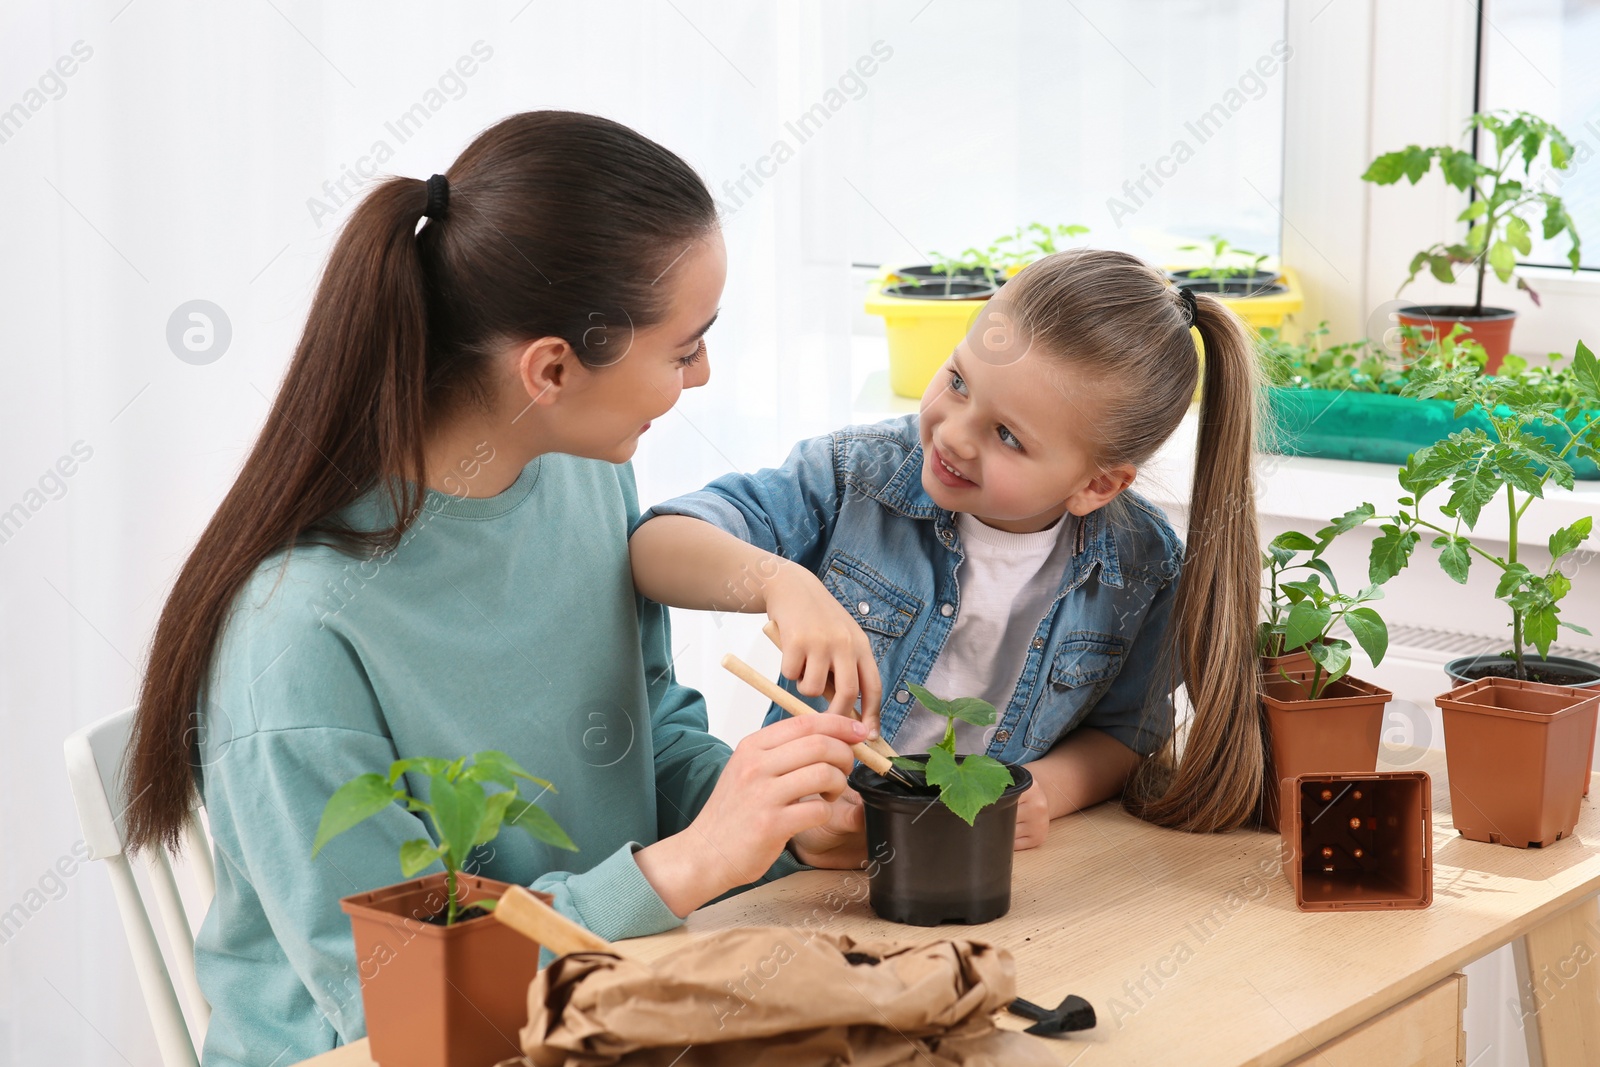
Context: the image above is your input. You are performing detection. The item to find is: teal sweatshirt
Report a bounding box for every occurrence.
[191,453,803,1067]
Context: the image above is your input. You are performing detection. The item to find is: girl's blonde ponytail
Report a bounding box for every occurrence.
[1124,293,1267,831]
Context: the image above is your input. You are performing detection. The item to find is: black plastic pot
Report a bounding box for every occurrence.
[890,264,1007,286]
[1444,653,1600,690]
[849,756,1032,926]
[1173,276,1288,298]
[1169,268,1280,288]
[882,278,998,301]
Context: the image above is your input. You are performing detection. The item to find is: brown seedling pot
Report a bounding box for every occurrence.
[1436,677,1600,848]
[1261,671,1393,831]
[1260,650,1314,676]
[340,873,544,1067]
[1279,772,1432,911]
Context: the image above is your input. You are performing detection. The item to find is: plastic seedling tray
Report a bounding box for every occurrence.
[1279,772,1432,911]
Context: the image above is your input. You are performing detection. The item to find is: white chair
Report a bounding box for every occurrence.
[64,706,215,1067]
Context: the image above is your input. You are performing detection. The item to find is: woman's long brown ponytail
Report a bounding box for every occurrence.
[1008,250,1265,833]
[125,112,717,855]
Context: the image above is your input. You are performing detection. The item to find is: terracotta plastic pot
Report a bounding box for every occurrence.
[341,873,544,1067]
[1396,304,1517,374]
[1261,671,1392,831]
[1260,650,1314,676]
[1443,654,1600,795]
[1436,677,1600,848]
[1278,772,1433,911]
[849,756,1032,926]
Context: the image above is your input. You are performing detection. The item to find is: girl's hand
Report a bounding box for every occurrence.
[635,713,868,916]
[789,787,866,869]
[1013,780,1051,851]
[765,567,885,737]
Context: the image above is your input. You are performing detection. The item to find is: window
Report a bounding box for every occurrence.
[1480,0,1600,270]
[840,0,1289,269]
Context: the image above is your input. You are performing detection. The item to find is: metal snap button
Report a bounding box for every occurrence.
[857,600,871,615]
[895,689,911,704]
[940,603,954,617]
[995,729,1011,742]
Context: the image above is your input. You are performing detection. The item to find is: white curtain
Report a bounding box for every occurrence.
[0,2,1286,1062]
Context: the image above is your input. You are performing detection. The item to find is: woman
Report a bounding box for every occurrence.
[124,111,868,1067]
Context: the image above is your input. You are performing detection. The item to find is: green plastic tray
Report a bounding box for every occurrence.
[1264,388,1599,481]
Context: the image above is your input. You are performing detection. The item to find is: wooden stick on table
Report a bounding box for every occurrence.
[759,620,899,761]
[720,652,916,785]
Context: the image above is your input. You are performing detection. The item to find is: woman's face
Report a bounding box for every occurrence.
[531,229,726,464]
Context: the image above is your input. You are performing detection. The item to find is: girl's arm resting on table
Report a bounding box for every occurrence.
[1012,728,1142,850]
[1027,727,1144,818]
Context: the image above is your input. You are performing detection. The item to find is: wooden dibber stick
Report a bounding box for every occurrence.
[720,652,919,788]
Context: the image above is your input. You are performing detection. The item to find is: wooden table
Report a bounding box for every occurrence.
[297,748,1600,1066]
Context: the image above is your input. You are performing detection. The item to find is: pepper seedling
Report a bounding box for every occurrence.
[889,683,1015,825]
[313,750,576,925]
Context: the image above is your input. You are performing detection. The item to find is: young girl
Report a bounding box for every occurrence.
[629,249,1266,846]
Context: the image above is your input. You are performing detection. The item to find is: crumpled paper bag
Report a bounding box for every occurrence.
[510,926,1060,1066]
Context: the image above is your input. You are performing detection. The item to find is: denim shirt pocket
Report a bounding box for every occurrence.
[819,552,922,663]
[1022,632,1127,753]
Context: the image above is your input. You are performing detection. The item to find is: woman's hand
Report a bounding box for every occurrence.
[1013,780,1051,850]
[765,567,885,737]
[634,713,868,917]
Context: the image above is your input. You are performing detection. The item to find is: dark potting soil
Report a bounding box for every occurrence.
[1461,661,1599,687]
[419,904,491,926]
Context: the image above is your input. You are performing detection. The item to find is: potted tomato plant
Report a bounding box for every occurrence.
[1172,233,1282,296]
[850,683,1030,926]
[314,750,577,1067]
[1362,110,1583,372]
[1258,512,1395,831]
[1368,340,1600,845]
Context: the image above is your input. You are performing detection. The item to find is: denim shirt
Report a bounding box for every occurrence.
[637,413,1183,765]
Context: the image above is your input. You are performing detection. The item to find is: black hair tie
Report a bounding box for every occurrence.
[422,173,449,220]
[1176,285,1198,328]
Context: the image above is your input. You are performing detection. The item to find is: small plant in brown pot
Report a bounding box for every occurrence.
[1368,340,1600,846]
[314,750,577,1067]
[1259,508,1395,830]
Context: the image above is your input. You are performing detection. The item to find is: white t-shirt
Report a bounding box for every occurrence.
[892,510,1078,755]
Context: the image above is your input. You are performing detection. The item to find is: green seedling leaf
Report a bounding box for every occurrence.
[399,838,446,878]
[472,750,556,792]
[505,797,578,852]
[313,774,400,857]
[1370,525,1419,585]
[1283,601,1332,651]
[906,682,950,717]
[1307,639,1352,686]
[1525,605,1559,658]
[429,772,486,871]
[1270,531,1319,551]
[476,790,516,845]
[1550,517,1592,560]
[924,748,1013,826]
[1344,607,1389,666]
[1435,536,1472,583]
[947,697,999,727]
[387,758,448,787]
[889,755,926,772]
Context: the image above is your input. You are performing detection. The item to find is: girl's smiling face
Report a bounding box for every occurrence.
[917,288,1137,533]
